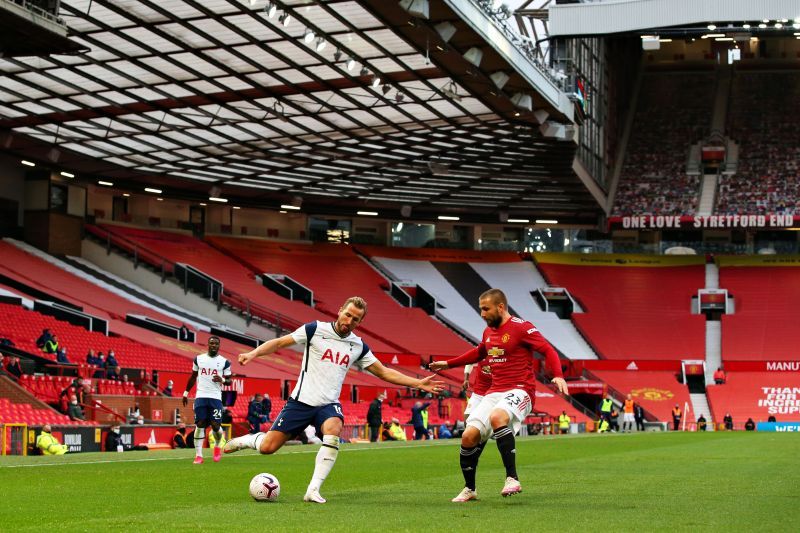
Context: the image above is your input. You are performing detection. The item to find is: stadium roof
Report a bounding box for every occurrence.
[0,0,601,225]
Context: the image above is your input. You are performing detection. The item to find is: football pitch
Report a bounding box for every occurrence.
[1,432,798,532]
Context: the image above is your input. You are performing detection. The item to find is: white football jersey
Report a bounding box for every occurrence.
[192,352,232,401]
[289,321,378,406]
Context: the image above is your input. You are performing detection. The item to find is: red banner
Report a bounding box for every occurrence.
[684,363,704,376]
[721,361,800,372]
[608,215,798,230]
[374,353,422,367]
[566,381,606,395]
[571,360,683,373]
[157,371,281,398]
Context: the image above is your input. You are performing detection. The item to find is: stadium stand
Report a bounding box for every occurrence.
[706,372,799,428]
[612,71,715,216]
[0,239,185,327]
[0,376,94,426]
[717,71,800,216]
[356,245,597,358]
[535,254,706,360]
[718,261,800,361]
[367,255,487,342]
[469,261,597,359]
[590,370,692,423]
[205,236,471,356]
[0,302,190,372]
[89,224,310,325]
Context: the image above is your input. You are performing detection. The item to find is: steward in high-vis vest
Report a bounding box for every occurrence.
[36,425,68,455]
[672,404,682,431]
[558,411,571,434]
[600,397,613,425]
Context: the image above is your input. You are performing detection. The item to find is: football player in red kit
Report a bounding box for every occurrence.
[430,288,568,502]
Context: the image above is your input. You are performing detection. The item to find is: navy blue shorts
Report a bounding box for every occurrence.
[271,399,344,436]
[194,397,224,424]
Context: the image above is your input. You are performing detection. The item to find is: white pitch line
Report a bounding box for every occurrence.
[0,441,453,469]
[0,432,621,469]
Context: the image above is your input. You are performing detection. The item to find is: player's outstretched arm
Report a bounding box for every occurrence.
[365,361,445,394]
[238,334,297,366]
[429,346,484,372]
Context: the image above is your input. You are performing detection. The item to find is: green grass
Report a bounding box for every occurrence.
[1,432,798,532]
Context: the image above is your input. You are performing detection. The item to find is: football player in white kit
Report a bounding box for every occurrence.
[183,336,232,464]
[225,296,444,503]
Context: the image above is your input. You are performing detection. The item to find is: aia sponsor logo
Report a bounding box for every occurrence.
[200,368,219,376]
[321,349,350,367]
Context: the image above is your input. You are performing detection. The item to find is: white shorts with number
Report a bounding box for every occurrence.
[466,389,532,442]
[464,393,484,418]
[623,413,635,423]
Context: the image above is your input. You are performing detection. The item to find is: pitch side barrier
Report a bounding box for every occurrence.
[757,422,800,432]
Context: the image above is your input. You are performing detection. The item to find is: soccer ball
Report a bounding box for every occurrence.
[249,473,280,502]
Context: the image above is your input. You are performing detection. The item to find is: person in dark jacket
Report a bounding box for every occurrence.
[6,356,23,380]
[93,352,106,378]
[634,403,645,432]
[410,401,431,440]
[247,393,268,434]
[36,329,53,349]
[67,395,85,421]
[367,392,386,442]
[105,350,120,380]
[56,347,73,365]
[723,412,734,431]
[106,425,147,451]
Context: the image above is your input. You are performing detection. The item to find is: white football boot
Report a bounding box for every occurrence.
[501,477,522,497]
[451,487,478,502]
[303,489,327,504]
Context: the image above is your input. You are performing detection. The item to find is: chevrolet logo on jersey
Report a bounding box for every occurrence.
[487,347,505,357]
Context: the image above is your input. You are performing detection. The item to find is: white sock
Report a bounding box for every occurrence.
[212,429,224,448]
[194,427,205,457]
[236,432,265,450]
[307,435,339,493]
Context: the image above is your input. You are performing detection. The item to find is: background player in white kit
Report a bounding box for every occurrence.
[183,336,232,464]
[225,296,444,503]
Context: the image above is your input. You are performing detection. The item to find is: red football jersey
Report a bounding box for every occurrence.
[472,364,492,396]
[449,316,563,399]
